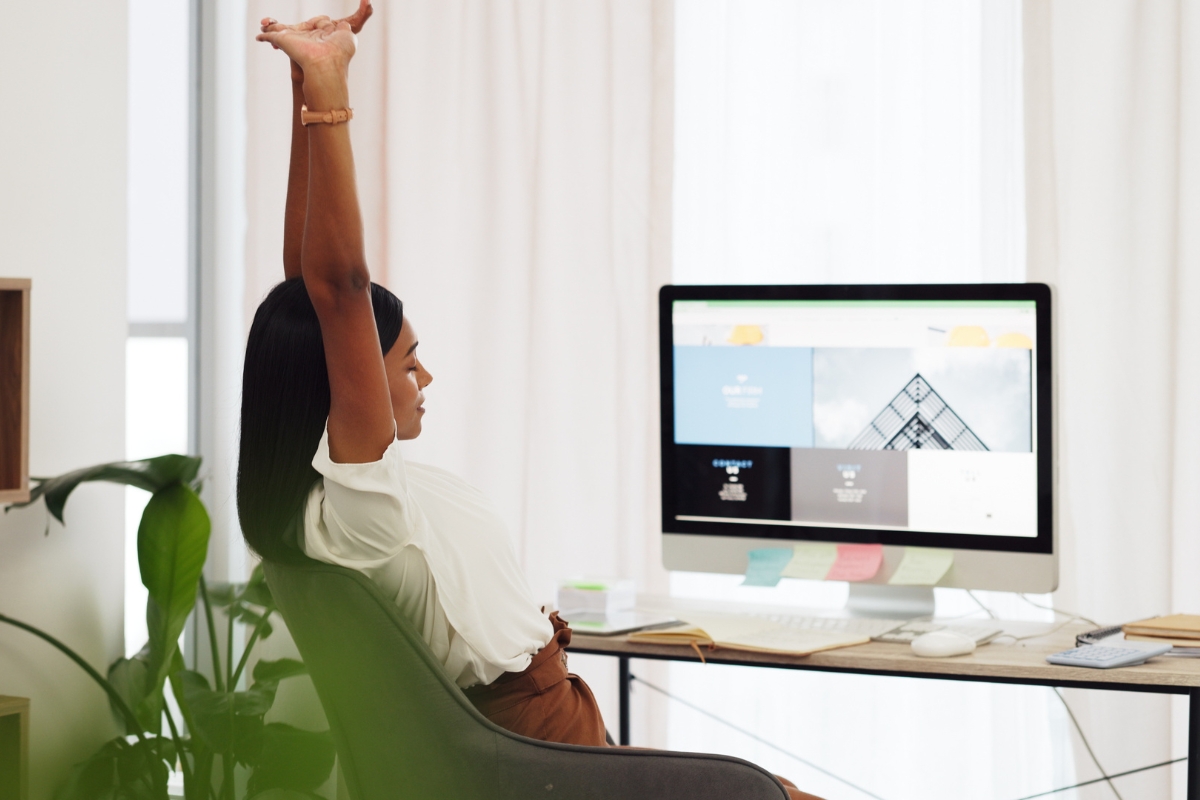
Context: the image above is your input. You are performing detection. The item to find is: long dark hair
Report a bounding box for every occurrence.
[237,277,404,562]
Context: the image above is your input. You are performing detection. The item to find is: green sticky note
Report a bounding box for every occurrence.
[780,543,838,580]
[742,548,794,587]
[887,547,954,586]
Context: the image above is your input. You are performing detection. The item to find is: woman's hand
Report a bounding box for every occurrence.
[257,17,355,77]
[257,1,373,77]
[260,0,374,40]
[261,1,374,83]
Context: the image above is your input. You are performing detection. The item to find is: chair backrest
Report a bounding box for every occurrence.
[265,559,789,800]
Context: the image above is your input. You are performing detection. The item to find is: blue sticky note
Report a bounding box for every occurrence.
[742,547,794,587]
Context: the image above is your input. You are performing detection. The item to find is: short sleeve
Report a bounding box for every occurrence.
[303,427,413,564]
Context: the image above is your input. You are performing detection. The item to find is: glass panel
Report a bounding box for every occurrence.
[125,337,190,657]
[127,0,190,324]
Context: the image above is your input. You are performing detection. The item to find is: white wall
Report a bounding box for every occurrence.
[0,1,128,797]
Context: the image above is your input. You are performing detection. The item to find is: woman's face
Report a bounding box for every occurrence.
[383,319,433,440]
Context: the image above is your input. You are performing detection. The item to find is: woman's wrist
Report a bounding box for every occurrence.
[302,62,351,109]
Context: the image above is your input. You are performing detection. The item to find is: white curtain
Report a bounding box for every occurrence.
[1025,1,1200,796]
[235,1,1200,796]
[670,3,1077,800]
[243,0,675,744]
[675,0,1026,285]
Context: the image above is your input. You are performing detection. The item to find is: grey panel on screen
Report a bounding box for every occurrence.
[790,449,908,527]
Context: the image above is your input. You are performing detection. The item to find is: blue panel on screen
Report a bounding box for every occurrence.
[674,346,814,447]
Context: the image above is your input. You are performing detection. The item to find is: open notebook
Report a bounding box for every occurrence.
[627,613,869,658]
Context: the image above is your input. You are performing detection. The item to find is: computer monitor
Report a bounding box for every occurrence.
[660,283,1056,616]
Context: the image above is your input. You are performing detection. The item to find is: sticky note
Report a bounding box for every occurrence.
[742,548,794,587]
[887,547,954,586]
[825,544,884,582]
[781,543,838,580]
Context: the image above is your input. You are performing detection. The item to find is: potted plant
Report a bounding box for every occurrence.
[1,456,335,799]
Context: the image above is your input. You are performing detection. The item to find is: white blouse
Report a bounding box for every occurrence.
[302,428,553,688]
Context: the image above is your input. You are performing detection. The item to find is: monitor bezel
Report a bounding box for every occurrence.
[659,282,1053,555]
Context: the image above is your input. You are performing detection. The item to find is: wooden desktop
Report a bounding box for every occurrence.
[571,611,1200,798]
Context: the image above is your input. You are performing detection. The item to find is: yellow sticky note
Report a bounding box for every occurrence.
[780,543,838,580]
[887,547,954,586]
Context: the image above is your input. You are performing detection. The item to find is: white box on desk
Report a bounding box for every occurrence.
[556,579,635,616]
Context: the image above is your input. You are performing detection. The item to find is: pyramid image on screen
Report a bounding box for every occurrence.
[848,374,988,451]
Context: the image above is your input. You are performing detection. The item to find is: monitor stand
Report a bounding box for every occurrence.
[845,584,935,619]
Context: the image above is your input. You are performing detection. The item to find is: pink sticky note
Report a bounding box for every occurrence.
[825,544,883,582]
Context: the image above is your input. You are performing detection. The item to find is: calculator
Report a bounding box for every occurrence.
[1045,643,1173,669]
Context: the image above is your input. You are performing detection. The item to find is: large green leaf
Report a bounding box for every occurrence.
[11,455,202,524]
[251,658,307,685]
[202,581,241,608]
[107,646,153,733]
[241,564,274,608]
[178,669,280,757]
[179,671,234,753]
[206,564,278,641]
[138,483,210,725]
[246,724,335,794]
[166,649,197,738]
[53,736,171,800]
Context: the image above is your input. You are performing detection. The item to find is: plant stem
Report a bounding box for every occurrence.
[225,595,236,690]
[198,576,225,692]
[163,705,192,787]
[0,613,147,743]
[223,753,235,800]
[229,614,272,688]
[192,748,214,800]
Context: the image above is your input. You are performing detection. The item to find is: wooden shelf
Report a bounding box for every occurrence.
[0,696,28,800]
[0,279,30,504]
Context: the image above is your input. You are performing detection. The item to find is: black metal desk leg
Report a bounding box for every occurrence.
[619,656,631,746]
[1190,689,1199,800]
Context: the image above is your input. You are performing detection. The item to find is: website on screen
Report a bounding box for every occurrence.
[672,300,1038,537]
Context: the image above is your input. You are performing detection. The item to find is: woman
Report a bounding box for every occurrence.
[241,6,819,798]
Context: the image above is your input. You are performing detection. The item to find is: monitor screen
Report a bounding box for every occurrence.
[660,284,1052,554]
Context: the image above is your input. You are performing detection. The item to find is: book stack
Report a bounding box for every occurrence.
[1122,614,1200,656]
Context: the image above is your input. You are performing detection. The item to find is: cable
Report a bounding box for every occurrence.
[1051,688,1123,800]
[1009,757,1185,800]
[965,589,998,619]
[965,592,1096,643]
[992,617,1080,643]
[630,674,888,800]
[1019,594,1100,628]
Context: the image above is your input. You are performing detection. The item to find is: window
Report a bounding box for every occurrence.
[669,3,1074,798]
[126,0,195,658]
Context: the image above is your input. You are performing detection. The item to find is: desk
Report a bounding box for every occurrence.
[571,610,1200,798]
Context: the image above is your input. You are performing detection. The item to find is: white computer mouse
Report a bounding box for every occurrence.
[911,630,977,658]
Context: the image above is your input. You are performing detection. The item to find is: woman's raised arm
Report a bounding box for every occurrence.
[258,10,395,464]
[267,2,373,280]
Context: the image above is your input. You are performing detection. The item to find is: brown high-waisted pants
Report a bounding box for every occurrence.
[465,611,608,747]
[464,613,823,800]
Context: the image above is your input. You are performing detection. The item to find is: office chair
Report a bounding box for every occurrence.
[265,559,789,800]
